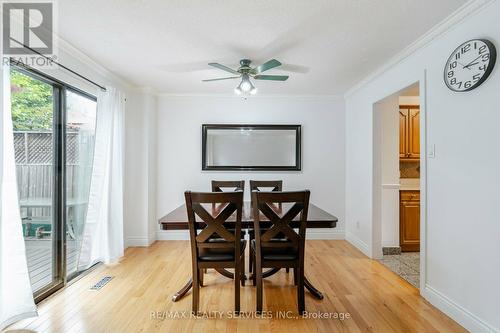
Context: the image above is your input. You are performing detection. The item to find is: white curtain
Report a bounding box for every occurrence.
[0,65,37,329]
[78,87,125,270]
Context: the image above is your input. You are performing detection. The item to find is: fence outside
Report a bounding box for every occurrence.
[14,131,94,237]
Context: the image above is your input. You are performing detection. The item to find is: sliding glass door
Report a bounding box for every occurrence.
[10,65,97,301]
[65,90,97,278]
[11,68,59,297]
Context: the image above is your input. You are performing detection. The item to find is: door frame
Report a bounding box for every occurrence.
[371,70,427,292]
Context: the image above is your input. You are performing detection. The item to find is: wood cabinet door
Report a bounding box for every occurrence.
[408,109,420,159]
[399,109,409,158]
[400,191,420,252]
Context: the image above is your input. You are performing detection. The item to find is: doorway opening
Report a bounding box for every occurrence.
[373,82,422,289]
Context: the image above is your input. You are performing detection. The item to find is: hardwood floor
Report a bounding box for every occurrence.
[6,240,466,333]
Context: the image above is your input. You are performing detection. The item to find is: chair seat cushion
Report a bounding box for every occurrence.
[198,239,247,261]
[250,239,298,261]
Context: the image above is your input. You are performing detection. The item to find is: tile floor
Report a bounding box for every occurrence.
[378,252,420,288]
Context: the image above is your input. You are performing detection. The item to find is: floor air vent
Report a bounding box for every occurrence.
[91,276,114,290]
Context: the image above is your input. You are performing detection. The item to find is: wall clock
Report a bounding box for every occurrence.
[444,39,496,92]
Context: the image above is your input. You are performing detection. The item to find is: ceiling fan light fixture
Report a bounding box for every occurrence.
[204,59,288,95]
[239,74,254,93]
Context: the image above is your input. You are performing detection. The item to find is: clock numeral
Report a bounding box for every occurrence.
[482,53,490,61]
[457,82,463,89]
[449,61,457,69]
[455,52,461,60]
[447,70,454,78]
[461,44,471,54]
[450,78,457,85]
[464,81,472,89]
[479,45,487,54]
[479,65,487,71]
[473,74,481,83]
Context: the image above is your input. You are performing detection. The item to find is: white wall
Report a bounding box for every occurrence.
[345,1,500,331]
[123,90,158,247]
[156,95,345,239]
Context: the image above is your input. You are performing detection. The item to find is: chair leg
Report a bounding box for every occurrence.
[286,268,290,273]
[249,246,253,274]
[199,269,204,287]
[192,267,200,314]
[234,260,241,313]
[252,252,257,286]
[241,253,246,286]
[297,266,305,315]
[293,267,298,286]
[256,259,263,313]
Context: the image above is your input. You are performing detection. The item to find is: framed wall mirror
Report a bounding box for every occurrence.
[202,124,301,171]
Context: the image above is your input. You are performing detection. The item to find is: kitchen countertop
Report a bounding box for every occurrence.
[399,178,420,191]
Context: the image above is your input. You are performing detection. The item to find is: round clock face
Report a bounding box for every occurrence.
[444,39,496,92]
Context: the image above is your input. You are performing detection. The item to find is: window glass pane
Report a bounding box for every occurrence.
[11,68,56,292]
[65,90,97,276]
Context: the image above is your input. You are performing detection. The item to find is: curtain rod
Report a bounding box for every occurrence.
[8,37,107,92]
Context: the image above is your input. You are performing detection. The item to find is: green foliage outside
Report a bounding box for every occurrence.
[11,69,53,131]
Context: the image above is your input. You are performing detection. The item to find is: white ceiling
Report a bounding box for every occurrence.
[58,0,467,95]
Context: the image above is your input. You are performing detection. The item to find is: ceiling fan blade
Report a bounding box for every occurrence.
[202,76,240,82]
[254,75,289,81]
[208,63,240,75]
[252,59,282,74]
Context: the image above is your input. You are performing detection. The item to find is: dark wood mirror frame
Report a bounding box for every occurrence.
[202,124,302,171]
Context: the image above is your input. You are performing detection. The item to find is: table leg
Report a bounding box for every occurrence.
[304,276,324,300]
[214,268,234,279]
[172,278,193,302]
[248,268,281,280]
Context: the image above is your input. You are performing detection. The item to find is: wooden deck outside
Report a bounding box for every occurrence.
[25,239,79,292]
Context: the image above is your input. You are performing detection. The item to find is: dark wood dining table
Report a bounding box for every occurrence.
[158,201,338,302]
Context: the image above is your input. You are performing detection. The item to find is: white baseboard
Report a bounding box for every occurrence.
[125,237,153,247]
[156,230,189,240]
[422,285,498,333]
[156,229,345,241]
[306,229,344,240]
[345,231,370,257]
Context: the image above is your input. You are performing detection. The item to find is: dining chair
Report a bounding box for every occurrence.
[250,190,310,314]
[249,180,282,193]
[248,180,285,274]
[185,190,246,313]
[211,180,245,193]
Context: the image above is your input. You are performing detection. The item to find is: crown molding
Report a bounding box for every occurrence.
[344,0,496,98]
[56,37,136,91]
[156,92,344,100]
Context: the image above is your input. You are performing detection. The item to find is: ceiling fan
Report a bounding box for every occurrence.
[202,59,289,95]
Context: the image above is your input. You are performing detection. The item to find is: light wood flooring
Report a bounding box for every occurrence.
[5,240,466,333]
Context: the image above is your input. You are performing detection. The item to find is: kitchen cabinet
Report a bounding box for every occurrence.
[399,106,420,160]
[400,190,420,252]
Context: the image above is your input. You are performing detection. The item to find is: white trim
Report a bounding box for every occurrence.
[344,0,496,98]
[419,71,428,291]
[156,93,344,99]
[56,37,135,90]
[157,230,190,240]
[381,183,400,189]
[305,229,344,240]
[125,237,152,247]
[422,285,498,333]
[345,231,370,257]
[156,229,345,241]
